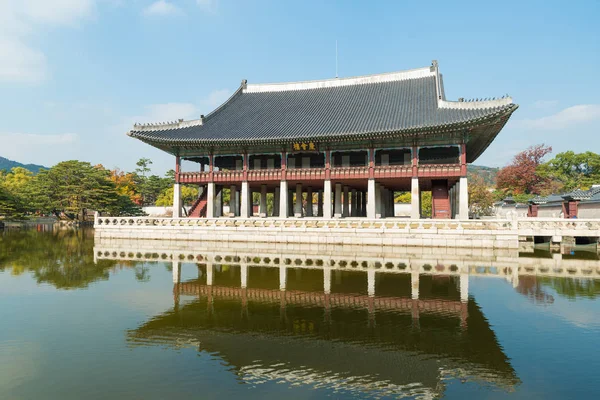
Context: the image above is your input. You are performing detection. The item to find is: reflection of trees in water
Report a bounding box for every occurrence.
[0,228,117,289]
[516,276,600,303]
[539,277,600,300]
[515,276,555,305]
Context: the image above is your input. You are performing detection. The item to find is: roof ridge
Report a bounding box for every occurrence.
[130,118,203,133]
[244,65,434,93]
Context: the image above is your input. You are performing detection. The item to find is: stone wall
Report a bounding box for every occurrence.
[578,202,600,219]
[537,204,563,218]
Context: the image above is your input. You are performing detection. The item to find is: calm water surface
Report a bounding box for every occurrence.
[1,227,600,399]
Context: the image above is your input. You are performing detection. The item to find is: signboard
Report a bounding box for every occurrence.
[291,141,318,152]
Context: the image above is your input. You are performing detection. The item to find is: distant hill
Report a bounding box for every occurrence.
[468,165,499,186]
[0,156,47,174]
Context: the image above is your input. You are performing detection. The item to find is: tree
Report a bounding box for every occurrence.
[28,161,141,220]
[538,151,600,192]
[496,144,553,196]
[469,175,494,216]
[393,191,431,217]
[156,185,199,206]
[110,169,142,204]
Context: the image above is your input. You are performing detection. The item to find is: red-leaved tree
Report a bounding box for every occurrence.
[496,144,552,195]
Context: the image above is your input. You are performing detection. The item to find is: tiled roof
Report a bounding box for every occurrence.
[563,186,600,200]
[128,62,518,161]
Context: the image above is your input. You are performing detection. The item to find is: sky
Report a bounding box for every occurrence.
[0,0,599,175]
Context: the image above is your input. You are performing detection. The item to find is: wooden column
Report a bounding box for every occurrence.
[412,146,418,177]
[175,155,181,183]
[281,151,287,180]
[325,150,331,180]
[368,148,375,179]
[460,143,467,176]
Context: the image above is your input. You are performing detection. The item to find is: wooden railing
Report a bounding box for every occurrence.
[417,164,462,177]
[178,163,463,183]
[330,166,370,180]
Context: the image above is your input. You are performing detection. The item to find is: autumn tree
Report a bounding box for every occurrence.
[496,144,553,196]
[469,175,494,216]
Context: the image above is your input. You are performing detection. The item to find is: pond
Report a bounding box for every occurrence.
[1,227,600,399]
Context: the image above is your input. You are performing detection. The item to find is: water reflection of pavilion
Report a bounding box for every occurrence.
[127,260,520,397]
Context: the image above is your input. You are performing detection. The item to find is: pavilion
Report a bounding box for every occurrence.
[128,61,517,219]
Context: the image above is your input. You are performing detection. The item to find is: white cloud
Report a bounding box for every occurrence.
[143,1,182,16]
[204,89,230,109]
[0,0,95,84]
[0,133,78,165]
[520,104,600,130]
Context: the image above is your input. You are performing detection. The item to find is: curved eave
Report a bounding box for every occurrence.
[128,104,518,158]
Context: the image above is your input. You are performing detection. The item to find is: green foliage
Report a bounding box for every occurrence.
[538,151,600,192]
[156,185,199,206]
[469,175,495,216]
[392,191,431,217]
[468,165,499,186]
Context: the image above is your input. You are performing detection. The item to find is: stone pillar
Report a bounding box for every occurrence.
[411,177,420,219]
[241,181,249,218]
[306,186,313,217]
[173,183,182,218]
[273,186,280,217]
[334,183,342,218]
[206,262,213,286]
[342,186,350,217]
[460,273,469,303]
[172,260,181,283]
[351,189,358,217]
[259,185,267,217]
[375,182,381,219]
[279,181,288,218]
[317,190,324,217]
[323,268,331,294]
[215,186,223,217]
[279,266,287,291]
[324,180,332,219]
[367,269,376,297]
[459,176,469,219]
[294,183,303,217]
[367,179,376,219]
[411,269,419,300]
[206,182,215,218]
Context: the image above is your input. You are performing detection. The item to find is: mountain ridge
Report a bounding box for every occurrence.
[0,156,47,174]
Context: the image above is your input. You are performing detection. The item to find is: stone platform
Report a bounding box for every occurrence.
[94,215,600,250]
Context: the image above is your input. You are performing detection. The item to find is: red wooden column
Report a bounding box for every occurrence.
[243,151,248,181]
[325,150,331,180]
[412,146,418,177]
[209,153,214,181]
[281,151,287,180]
[460,143,467,176]
[175,155,181,183]
[368,148,375,179]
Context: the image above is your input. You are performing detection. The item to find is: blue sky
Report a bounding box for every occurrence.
[1,0,599,175]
